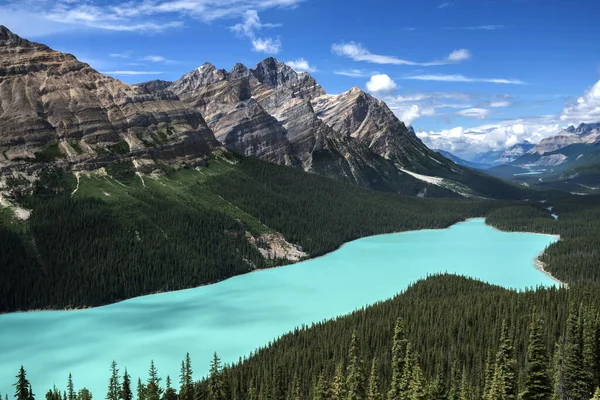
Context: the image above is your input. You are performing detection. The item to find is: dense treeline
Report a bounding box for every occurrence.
[486,195,600,284]
[1,156,507,312]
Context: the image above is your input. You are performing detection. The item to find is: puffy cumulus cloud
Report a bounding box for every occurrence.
[416,118,562,156]
[285,58,316,73]
[331,42,471,66]
[366,74,398,93]
[560,79,600,123]
[456,108,491,119]
[251,37,281,54]
[391,104,436,125]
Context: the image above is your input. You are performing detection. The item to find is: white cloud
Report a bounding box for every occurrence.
[102,70,164,75]
[109,53,130,59]
[143,55,177,64]
[457,108,491,119]
[251,37,281,54]
[331,42,471,66]
[392,104,436,125]
[437,2,453,8]
[489,101,511,107]
[405,74,525,85]
[447,25,505,30]
[334,69,371,78]
[447,49,471,62]
[0,0,302,36]
[560,79,600,123]
[231,10,282,54]
[285,58,316,73]
[366,74,398,93]
[416,118,562,156]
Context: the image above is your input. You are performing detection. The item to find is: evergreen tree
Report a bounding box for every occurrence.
[106,361,120,400]
[564,307,585,399]
[136,379,145,400]
[14,366,32,400]
[482,350,494,400]
[208,353,226,400]
[399,344,415,400]
[120,369,132,400]
[331,363,346,400]
[447,358,461,400]
[248,379,257,400]
[271,364,285,400]
[388,318,408,400]
[552,340,566,400]
[590,388,600,400]
[179,354,193,400]
[459,367,469,400]
[67,374,75,400]
[582,307,598,398]
[367,359,382,400]
[288,374,301,400]
[522,310,552,400]
[488,320,517,400]
[408,361,426,400]
[346,331,366,400]
[427,374,445,400]
[77,389,92,400]
[146,361,162,400]
[161,377,177,400]
[314,372,330,400]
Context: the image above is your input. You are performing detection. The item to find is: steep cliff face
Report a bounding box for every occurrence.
[0,25,218,171]
[168,62,296,166]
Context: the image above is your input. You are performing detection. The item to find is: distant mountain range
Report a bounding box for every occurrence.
[0,25,526,200]
[453,143,536,168]
[433,150,493,170]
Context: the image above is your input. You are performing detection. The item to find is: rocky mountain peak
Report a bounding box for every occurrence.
[229,62,250,80]
[251,57,298,88]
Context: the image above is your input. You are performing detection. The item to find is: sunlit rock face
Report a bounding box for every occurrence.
[0,25,219,170]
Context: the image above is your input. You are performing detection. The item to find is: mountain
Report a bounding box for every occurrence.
[434,150,492,170]
[510,122,600,170]
[462,143,535,166]
[140,60,528,199]
[0,26,219,174]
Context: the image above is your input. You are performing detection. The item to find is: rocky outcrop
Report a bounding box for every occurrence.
[0,25,219,171]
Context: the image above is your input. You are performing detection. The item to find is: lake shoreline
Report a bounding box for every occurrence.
[4,217,563,315]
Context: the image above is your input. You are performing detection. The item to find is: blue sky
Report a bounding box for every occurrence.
[2,0,600,157]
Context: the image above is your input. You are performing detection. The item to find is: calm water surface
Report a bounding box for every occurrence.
[0,219,558,395]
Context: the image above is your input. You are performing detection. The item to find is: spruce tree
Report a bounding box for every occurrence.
[120,369,132,400]
[522,310,552,400]
[408,362,427,400]
[146,361,162,400]
[564,307,585,399]
[208,353,226,400]
[399,343,415,400]
[427,374,446,400]
[67,374,75,400]
[591,388,600,400]
[107,361,120,400]
[136,379,145,400]
[582,307,598,398]
[346,330,366,400]
[271,364,285,400]
[14,366,32,400]
[367,358,382,400]
[77,389,92,400]
[179,354,193,400]
[161,377,177,400]
[482,350,494,400]
[458,366,469,400]
[314,372,330,400]
[289,374,301,400]
[248,379,257,400]
[331,363,346,400]
[552,340,566,400]
[388,318,408,400]
[488,320,517,400]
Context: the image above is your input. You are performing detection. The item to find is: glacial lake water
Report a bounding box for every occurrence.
[0,218,558,396]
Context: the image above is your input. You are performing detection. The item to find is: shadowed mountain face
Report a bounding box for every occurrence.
[0,25,219,172]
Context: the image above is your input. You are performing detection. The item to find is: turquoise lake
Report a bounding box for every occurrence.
[0,218,559,396]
